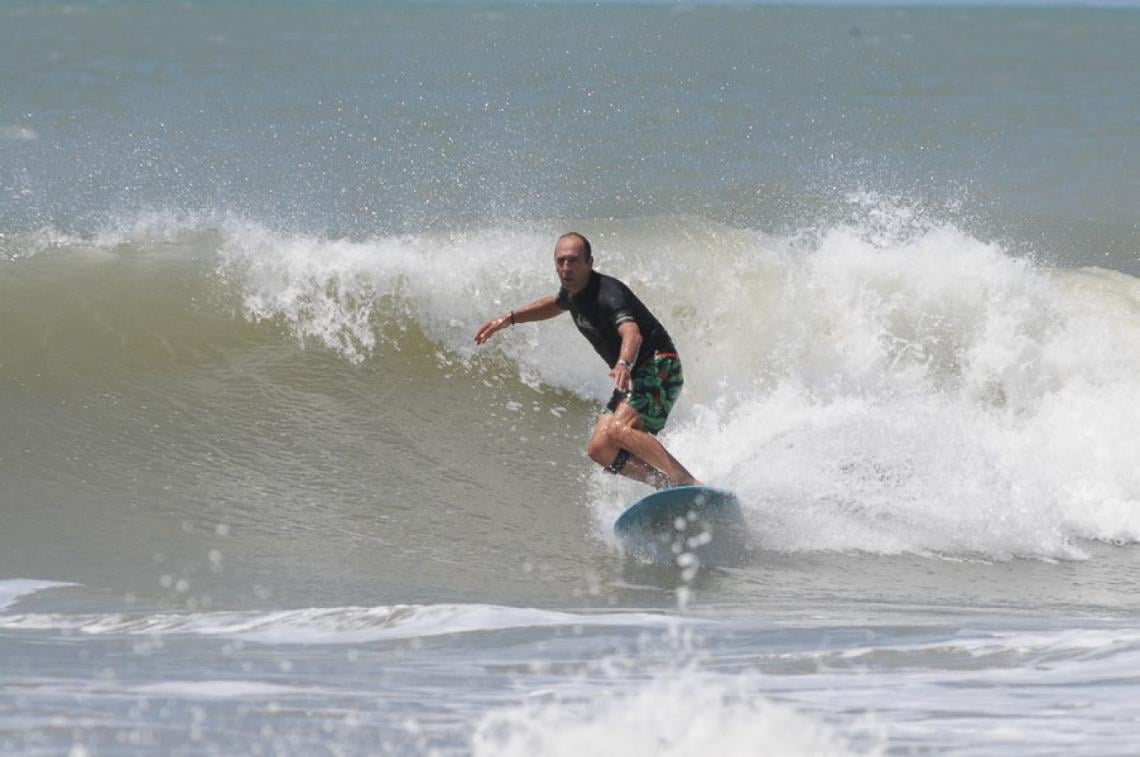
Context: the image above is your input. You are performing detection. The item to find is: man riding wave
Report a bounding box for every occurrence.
[475,232,700,489]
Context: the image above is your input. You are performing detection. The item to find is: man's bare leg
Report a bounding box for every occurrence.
[587,404,700,488]
[615,452,671,489]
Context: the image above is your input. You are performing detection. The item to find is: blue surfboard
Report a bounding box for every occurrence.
[614,485,747,565]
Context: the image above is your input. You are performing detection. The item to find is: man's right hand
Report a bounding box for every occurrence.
[474,314,509,345]
[475,296,562,345]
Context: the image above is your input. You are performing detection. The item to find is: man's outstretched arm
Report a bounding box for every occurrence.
[474,296,563,344]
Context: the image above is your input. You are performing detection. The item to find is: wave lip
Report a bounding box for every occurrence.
[0,579,78,611]
[0,603,687,645]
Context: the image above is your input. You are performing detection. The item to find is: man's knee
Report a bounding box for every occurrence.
[606,420,639,449]
[587,420,632,469]
[586,430,613,466]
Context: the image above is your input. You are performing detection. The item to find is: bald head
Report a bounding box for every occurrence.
[557,232,592,261]
[554,232,594,295]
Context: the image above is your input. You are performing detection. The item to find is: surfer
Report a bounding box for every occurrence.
[474,232,700,489]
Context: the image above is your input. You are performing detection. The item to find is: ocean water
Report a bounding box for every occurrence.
[3,1,1140,754]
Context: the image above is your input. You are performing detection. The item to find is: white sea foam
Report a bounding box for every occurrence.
[748,623,1140,755]
[472,669,877,757]
[131,681,313,699]
[581,210,1140,561]
[0,603,685,644]
[1,211,215,261]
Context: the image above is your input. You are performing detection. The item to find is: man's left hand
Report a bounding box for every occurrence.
[610,362,633,393]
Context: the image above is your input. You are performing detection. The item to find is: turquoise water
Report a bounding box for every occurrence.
[2,2,1140,753]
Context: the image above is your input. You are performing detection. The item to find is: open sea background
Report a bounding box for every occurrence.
[2,0,1140,753]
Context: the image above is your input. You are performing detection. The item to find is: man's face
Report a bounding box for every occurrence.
[554,238,592,295]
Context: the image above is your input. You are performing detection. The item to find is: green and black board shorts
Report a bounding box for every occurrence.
[605,352,684,435]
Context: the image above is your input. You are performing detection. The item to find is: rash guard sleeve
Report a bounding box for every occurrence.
[598,282,637,328]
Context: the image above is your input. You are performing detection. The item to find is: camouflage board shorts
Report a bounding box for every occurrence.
[605,353,684,435]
